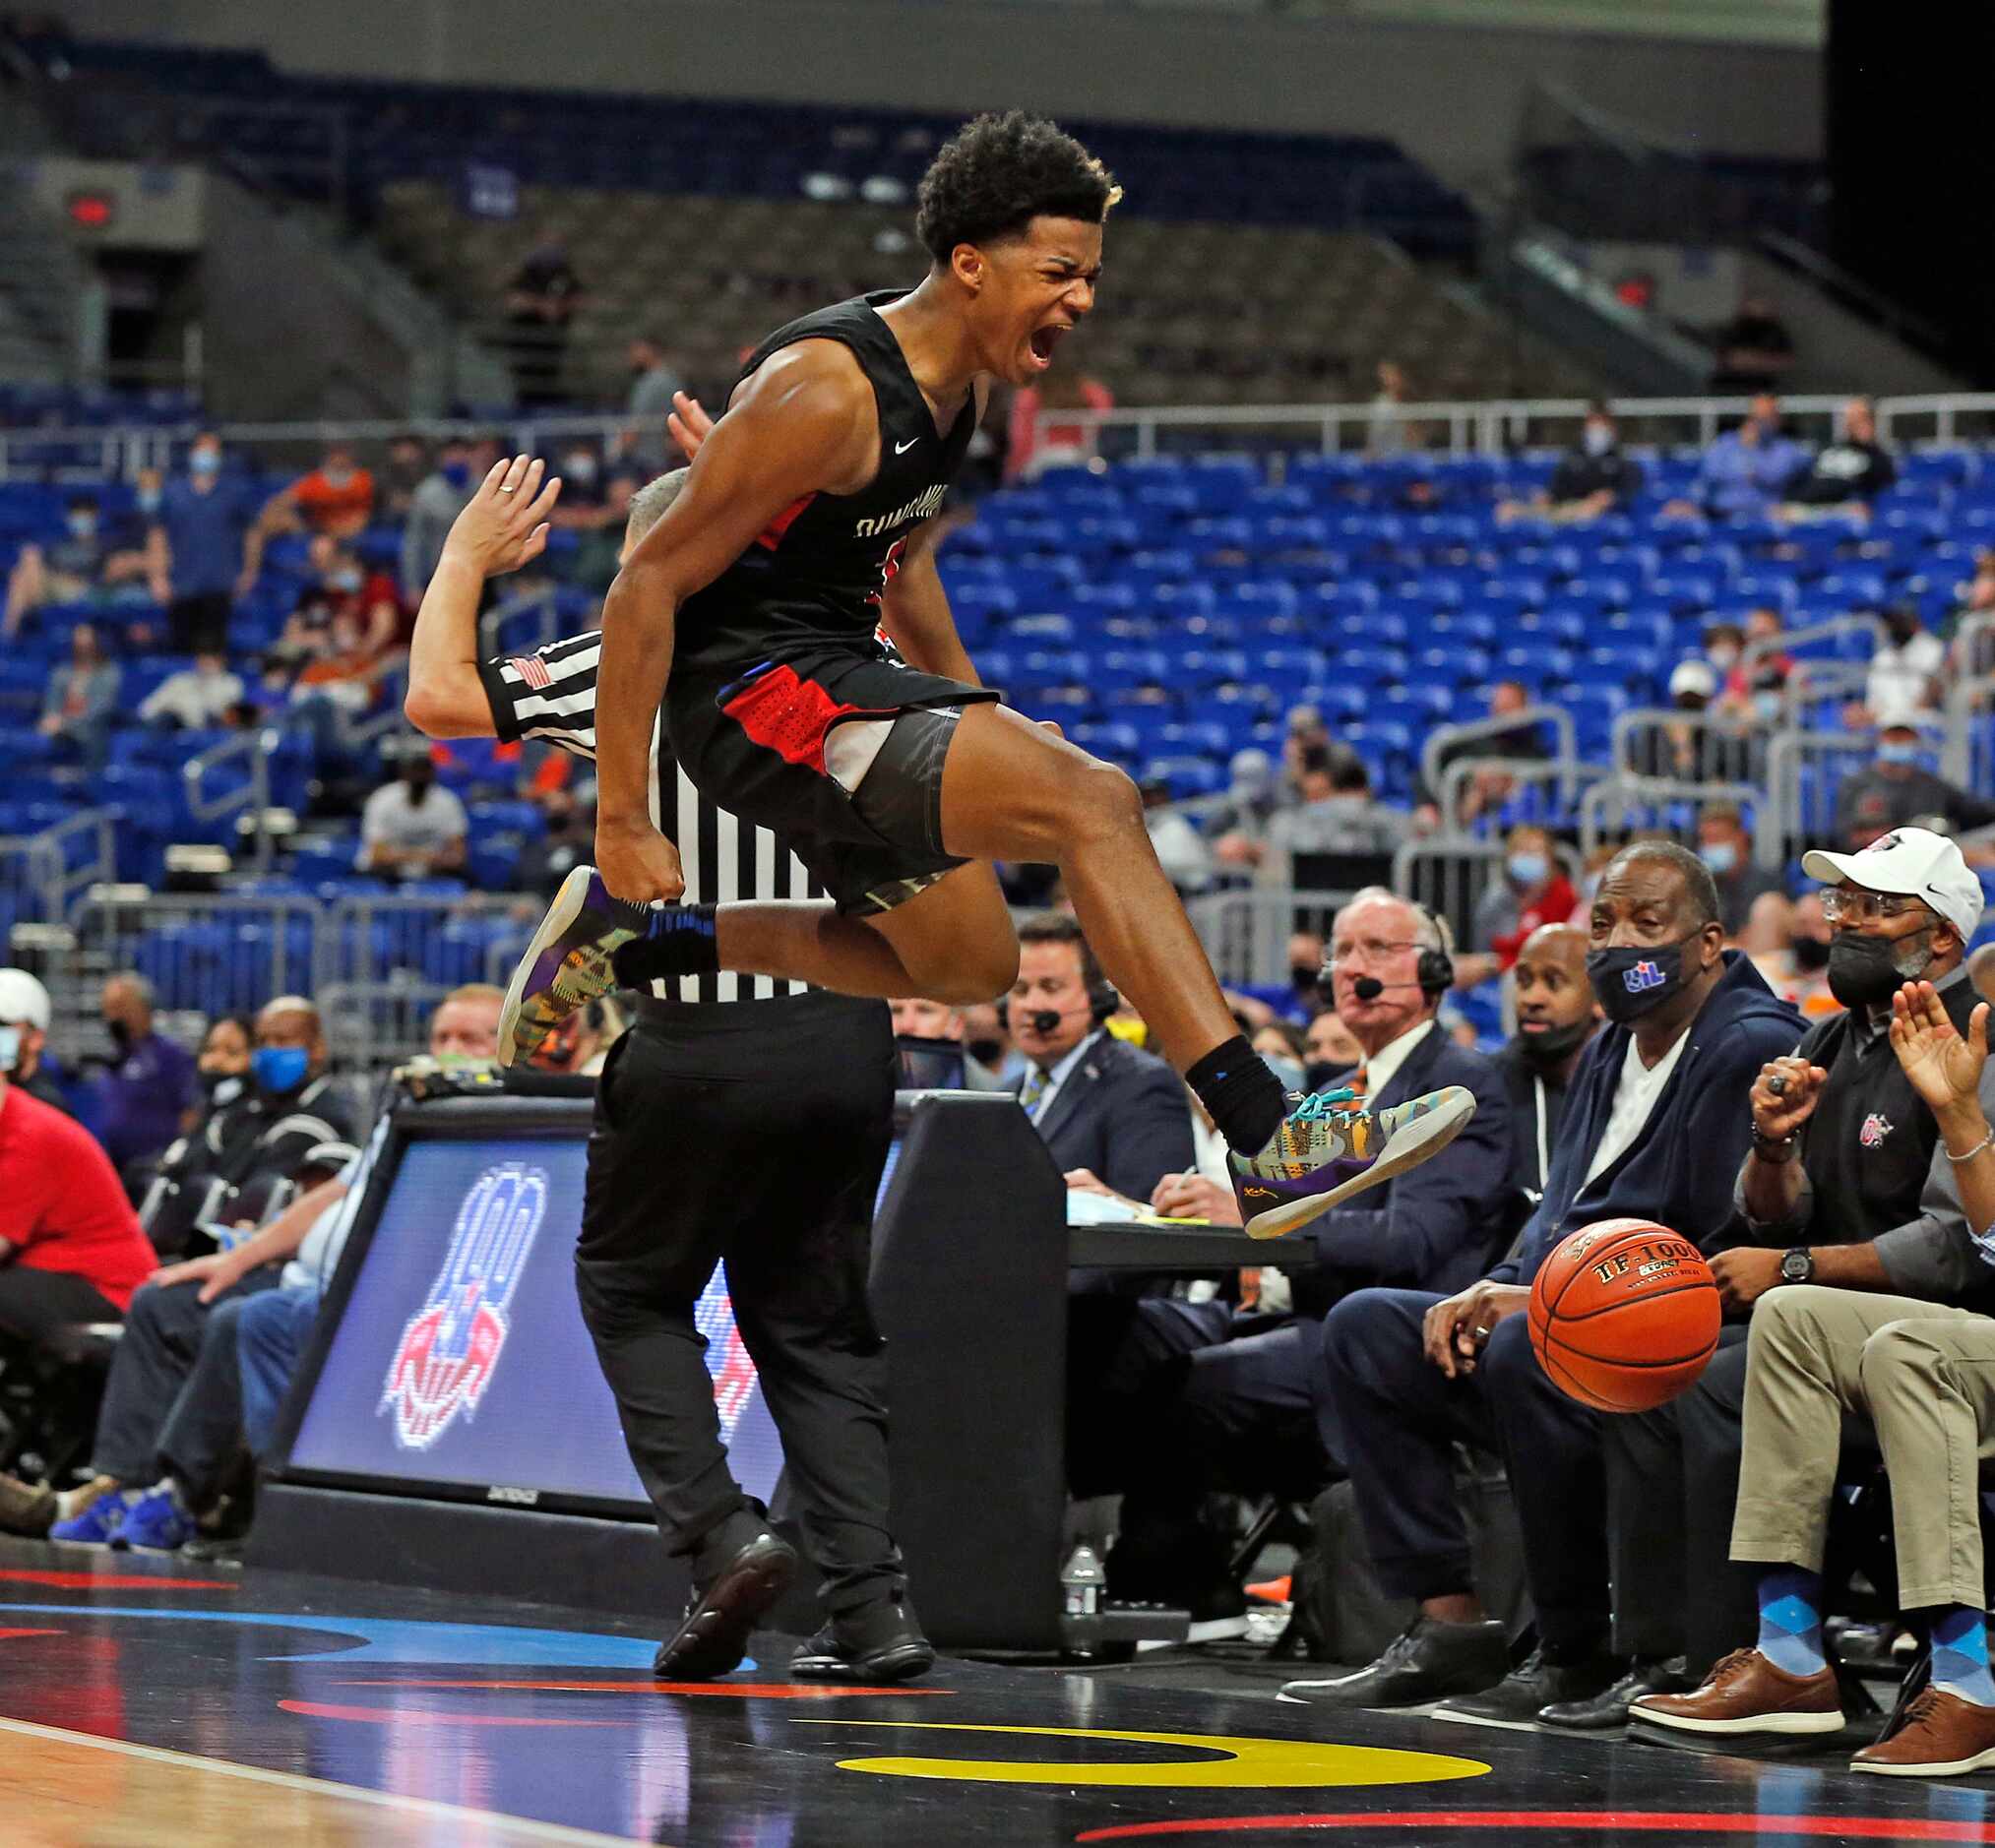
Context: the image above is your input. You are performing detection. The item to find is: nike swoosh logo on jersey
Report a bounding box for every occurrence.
[895,437,918,455]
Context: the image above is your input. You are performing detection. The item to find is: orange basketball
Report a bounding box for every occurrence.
[1528,1217,1720,1413]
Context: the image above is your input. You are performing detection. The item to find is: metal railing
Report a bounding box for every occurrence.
[183,726,276,872]
[0,809,122,925]
[1436,756,1609,837]
[1764,729,1886,853]
[1185,888,1349,990]
[1577,776,1770,858]
[1610,707,1772,807]
[1418,707,1578,818]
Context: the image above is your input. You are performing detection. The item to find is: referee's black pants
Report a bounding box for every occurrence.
[575,994,903,1617]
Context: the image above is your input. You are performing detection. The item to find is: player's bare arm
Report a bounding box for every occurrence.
[405,454,562,738]
[877,518,979,685]
[592,342,880,903]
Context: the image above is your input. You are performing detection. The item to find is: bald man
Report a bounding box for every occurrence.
[1494,924,1601,1199]
[97,971,199,1176]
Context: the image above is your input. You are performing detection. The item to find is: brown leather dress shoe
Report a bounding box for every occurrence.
[1852,1688,1995,1776]
[1631,1647,1844,1735]
[0,1474,54,1537]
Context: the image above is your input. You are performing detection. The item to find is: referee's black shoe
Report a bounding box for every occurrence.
[655,1529,799,1681]
[791,1591,935,1684]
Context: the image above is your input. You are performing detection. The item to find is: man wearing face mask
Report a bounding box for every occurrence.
[402,437,476,595]
[0,969,72,1118]
[1587,829,1995,1728]
[357,745,469,880]
[1494,923,1601,1200]
[1288,842,1799,1720]
[94,974,198,1183]
[149,433,256,653]
[1500,402,1643,525]
[144,998,357,1257]
[1698,805,1784,938]
[1860,605,1945,727]
[1836,705,1995,852]
[1456,825,1577,989]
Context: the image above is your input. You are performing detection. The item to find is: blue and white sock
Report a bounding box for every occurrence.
[1931,1606,1995,1707]
[613,903,719,984]
[1756,1566,1827,1678]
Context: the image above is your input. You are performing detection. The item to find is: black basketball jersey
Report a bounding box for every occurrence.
[673,290,977,680]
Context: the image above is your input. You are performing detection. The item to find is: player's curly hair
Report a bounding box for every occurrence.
[915,111,1121,264]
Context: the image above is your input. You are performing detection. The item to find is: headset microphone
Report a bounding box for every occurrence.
[1029,1009,1069,1036]
[1350,976,1432,1001]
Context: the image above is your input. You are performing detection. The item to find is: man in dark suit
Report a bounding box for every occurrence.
[1074,889,1517,1609]
[1010,912,1194,1204]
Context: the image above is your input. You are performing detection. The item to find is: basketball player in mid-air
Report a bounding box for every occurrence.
[501,110,1475,1238]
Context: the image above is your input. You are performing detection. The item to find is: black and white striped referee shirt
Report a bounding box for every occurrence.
[478,630,823,1004]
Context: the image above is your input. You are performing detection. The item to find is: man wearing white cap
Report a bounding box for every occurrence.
[1836,703,1995,851]
[1619,826,1995,1733]
[0,968,70,1117]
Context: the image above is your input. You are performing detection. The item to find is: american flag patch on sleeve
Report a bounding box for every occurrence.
[510,655,553,690]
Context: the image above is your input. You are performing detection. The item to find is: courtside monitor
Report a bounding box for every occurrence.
[273,1094,783,1518]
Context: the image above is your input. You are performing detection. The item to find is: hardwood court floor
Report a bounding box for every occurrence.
[0,1539,1990,1846]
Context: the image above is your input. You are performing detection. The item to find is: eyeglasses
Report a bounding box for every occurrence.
[1820,889,1931,925]
[1328,938,1421,966]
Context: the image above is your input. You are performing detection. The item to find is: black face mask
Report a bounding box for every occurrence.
[105,1018,134,1053]
[1303,1057,1352,1092]
[966,1037,1004,1067]
[1587,937,1697,1025]
[1291,964,1323,995]
[1791,935,1832,972]
[200,1069,244,1106]
[1514,1016,1594,1069]
[1826,928,1932,1012]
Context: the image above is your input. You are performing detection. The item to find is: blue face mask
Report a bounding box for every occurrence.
[1262,1053,1306,1093]
[251,1044,310,1095]
[0,1025,19,1073]
[189,450,220,478]
[1509,852,1548,888]
[67,512,96,539]
[440,461,471,490]
[137,489,162,515]
[1879,741,1920,766]
[1700,840,1738,875]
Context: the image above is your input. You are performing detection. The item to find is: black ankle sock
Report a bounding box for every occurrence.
[611,902,719,986]
[1186,1035,1289,1154]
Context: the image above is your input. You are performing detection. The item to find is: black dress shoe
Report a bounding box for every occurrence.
[1541,1657,1692,1730]
[1278,1616,1509,1709]
[655,1530,799,1681]
[791,1591,934,1684]
[1433,1646,1619,1730]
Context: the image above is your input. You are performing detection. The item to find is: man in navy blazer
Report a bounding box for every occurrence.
[1009,913,1195,1205]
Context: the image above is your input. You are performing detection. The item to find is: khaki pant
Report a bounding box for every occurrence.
[1731,1286,1995,1612]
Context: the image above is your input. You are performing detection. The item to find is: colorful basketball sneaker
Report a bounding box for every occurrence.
[1230,1084,1477,1240]
[498,865,655,1068]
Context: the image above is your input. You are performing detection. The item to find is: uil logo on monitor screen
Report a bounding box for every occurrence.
[382,1162,549,1449]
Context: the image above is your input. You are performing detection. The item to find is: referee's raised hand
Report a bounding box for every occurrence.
[441,453,563,578]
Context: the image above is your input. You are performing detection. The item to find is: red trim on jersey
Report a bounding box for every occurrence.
[755,493,817,550]
[720,663,866,775]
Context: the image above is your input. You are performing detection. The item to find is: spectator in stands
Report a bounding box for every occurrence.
[1781,396,1896,517]
[1672,396,1805,524]
[1209,748,1282,876]
[1005,367,1114,482]
[3,492,153,640]
[1011,913,1193,1207]
[1853,601,1945,725]
[0,969,67,1117]
[25,985,503,1553]
[514,787,595,897]
[240,443,377,590]
[505,231,586,406]
[1075,890,1516,1620]
[1422,679,1547,827]
[357,745,468,880]
[1141,776,1213,895]
[144,996,357,1256]
[625,334,684,433]
[139,647,245,732]
[149,433,255,653]
[1616,831,1995,1737]
[1249,1018,1309,1091]
[37,622,119,770]
[1837,704,1995,851]
[282,533,405,663]
[1455,824,1578,987]
[1492,923,1600,1199]
[1633,659,1754,786]
[1714,608,1793,722]
[1699,804,1784,937]
[194,1014,254,1116]
[1499,402,1643,524]
[571,472,642,593]
[1284,841,1800,1720]
[1366,359,1415,458]
[95,974,199,1184]
[887,996,1007,1091]
[1268,746,1406,869]
[958,998,1022,1088]
[1711,294,1796,392]
[401,437,476,594]
[1302,1005,1364,1090]
[0,1028,154,1357]
[379,434,428,524]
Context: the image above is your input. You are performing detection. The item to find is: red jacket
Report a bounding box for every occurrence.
[1490,875,1580,970]
[0,1084,156,1311]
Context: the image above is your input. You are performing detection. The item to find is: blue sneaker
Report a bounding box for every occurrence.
[48,1482,138,1548]
[111,1482,197,1554]
[1230,1085,1477,1241]
[498,865,655,1069]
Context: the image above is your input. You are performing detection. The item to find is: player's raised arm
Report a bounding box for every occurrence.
[592,344,876,902]
[405,454,562,737]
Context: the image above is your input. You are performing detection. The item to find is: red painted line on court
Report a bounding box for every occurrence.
[281,1700,620,1728]
[0,1570,235,1591]
[1076,1815,1995,1843]
[337,1678,953,1697]
[0,1628,60,1640]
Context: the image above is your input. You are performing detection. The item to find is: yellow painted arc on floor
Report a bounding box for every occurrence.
[788,1719,1491,1788]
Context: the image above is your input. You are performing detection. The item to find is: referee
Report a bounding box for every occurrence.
[405,454,927,1683]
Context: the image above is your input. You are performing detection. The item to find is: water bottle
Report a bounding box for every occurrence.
[1061,1543,1105,1620]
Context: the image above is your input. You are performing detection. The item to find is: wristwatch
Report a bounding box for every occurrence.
[1779,1247,1815,1284]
